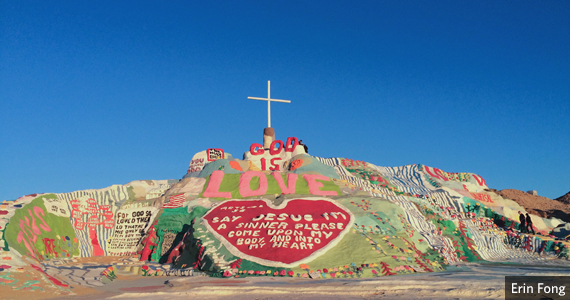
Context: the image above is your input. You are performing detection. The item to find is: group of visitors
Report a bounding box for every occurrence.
[518,211,535,234]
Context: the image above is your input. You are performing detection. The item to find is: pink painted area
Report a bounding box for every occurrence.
[376,176,390,186]
[25,212,41,237]
[33,206,50,232]
[239,171,268,197]
[88,224,104,256]
[14,206,55,259]
[202,170,232,198]
[272,172,298,194]
[302,174,339,196]
[205,171,338,198]
[424,166,448,181]
[17,228,36,258]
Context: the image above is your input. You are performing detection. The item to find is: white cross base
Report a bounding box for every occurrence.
[248,81,291,128]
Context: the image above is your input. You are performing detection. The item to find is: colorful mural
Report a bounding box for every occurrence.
[0,135,568,296]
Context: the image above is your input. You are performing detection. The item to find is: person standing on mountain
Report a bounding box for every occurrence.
[299,140,308,154]
[526,213,535,234]
[518,211,526,233]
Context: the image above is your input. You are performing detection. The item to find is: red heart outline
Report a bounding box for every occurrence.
[201,198,354,267]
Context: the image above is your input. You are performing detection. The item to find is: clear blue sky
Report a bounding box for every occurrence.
[1,1,569,201]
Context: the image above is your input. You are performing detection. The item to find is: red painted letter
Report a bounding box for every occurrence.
[285,137,299,152]
[269,140,284,155]
[250,143,264,155]
[269,157,282,171]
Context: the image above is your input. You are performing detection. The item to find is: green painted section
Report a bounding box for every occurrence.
[155,206,208,232]
[4,194,78,260]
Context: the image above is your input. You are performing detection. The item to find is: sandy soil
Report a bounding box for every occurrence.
[6,262,557,300]
[556,191,570,205]
[3,254,570,300]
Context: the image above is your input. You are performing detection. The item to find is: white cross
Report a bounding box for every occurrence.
[248,81,291,128]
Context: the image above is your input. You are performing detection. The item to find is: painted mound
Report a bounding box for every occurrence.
[1,136,569,295]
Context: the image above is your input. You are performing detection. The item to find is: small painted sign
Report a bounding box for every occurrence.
[207,148,225,161]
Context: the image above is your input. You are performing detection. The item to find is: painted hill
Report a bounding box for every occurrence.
[1,134,569,295]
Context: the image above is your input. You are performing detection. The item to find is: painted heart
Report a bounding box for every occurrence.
[201,198,354,267]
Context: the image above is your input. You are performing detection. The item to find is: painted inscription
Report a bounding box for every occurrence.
[187,151,208,174]
[207,148,225,161]
[201,198,354,267]
[108,207,158,256]
[202,171,339,199]
[42,197,70,218]
[423,166,487,187]
[246,137,304,171]
[15,206,51,259]
[70,196,114,256]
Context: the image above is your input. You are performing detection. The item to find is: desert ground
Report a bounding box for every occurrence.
[2,257,570,300]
